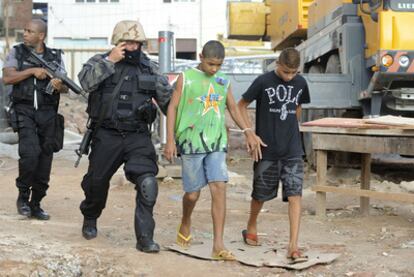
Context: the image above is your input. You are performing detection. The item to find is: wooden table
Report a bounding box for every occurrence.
[301,118,414,216]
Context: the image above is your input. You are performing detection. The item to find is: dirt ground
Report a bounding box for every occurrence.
[0,145,413,277]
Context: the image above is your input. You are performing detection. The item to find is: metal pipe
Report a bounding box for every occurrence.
[158,31,174,74]
[158,31,174,145]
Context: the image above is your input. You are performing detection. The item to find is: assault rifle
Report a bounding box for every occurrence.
[21,44,87,99]
[74,119,93,168]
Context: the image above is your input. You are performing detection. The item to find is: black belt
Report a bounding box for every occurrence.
[13,100,32,105]
[14,102,56,110]
[102,121,148,132]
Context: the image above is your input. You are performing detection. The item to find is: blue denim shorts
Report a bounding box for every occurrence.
[181,152,229,193]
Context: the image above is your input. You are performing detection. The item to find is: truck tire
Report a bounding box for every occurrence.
[325,54,341,74]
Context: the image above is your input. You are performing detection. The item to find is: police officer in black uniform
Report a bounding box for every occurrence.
[2,19,68,220]
[78,20,172,253]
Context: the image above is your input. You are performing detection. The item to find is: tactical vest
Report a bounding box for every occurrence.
[87,55,157,131]
[11,44,61,107]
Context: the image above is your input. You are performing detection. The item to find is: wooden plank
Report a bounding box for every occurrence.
[364,115,414,129]
[360,154,371,215]
[300,125,414,137]
[312,134,414,155]
[315,150,327,216]
[302,118,390,129]
[316,192,326,217]
[311,185,414,203]
[316,150,327,186]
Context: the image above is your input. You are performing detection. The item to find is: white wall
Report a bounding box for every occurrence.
[47,0,227,51]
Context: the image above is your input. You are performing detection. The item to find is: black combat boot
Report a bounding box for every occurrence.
[16,190,31,217]
[30,202,50,220]
[82,218,97,240]
[136,236,160,253]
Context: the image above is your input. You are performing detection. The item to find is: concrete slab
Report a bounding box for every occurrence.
[165,165,182,178]
[156,165,168,179]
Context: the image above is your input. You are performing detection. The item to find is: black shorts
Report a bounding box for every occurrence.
[251,158,304,202]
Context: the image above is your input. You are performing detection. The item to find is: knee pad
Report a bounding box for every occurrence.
[137,175,158,205]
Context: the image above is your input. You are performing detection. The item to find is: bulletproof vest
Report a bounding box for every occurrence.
[87,55,157,130]
[11,44,61,106]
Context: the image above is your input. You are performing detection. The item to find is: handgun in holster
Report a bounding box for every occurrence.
[4,102,19,132]
[137,98,157,124]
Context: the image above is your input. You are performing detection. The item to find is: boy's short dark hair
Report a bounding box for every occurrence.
[278,48,301,69]
[201,40,225,59]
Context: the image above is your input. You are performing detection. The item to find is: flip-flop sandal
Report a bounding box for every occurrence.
[211,250,236,261]
[242,229,261,246]
[287,250,308,264]
[176,225,191,249]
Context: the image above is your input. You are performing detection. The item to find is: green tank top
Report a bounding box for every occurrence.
[175,67,229,154]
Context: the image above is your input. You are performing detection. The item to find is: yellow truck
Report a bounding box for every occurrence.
[228,0,414,117]
[271,0,414,116]
[225,0,414,162]
[227,1,269,40]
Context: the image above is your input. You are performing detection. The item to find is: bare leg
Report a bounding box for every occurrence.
[209,181,226,253]
[178,191,200,244]
[246,198,264,235]
[287,195,302,255]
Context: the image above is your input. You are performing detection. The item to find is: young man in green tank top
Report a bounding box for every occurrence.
[164,40,259,260]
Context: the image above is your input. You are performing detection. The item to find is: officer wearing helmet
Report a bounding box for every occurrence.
[78,20,172,253]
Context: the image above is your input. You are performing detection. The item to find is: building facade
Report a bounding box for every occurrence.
[47,0,227,59]
[1,0,33,40]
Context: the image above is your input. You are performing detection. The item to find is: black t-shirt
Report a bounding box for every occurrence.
[242,71,310,160]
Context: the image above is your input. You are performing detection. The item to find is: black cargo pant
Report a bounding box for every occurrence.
[80,127,159,241]
[14,103,58,204]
